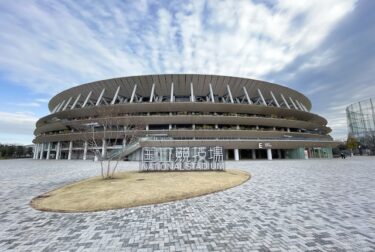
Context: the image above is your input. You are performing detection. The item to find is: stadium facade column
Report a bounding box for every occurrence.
[55,142,60,160]
[33,144,38,159]
[267,148,273,160]
[46,142,51,160]
[101,139,107,158]
[39,143,44,160]
[83,141,88,160]
[242,86,252,105]
[68,141,73,160]
[234,149,240,161]
[56,142,61,160]
[252,149,256,160]
[37,144,40,159]
[190,84,196,133]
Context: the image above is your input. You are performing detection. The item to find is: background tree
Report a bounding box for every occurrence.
[346,136,358,155]
[0,144,5,158]
[6,145,16,158]
[0,144,31,159]
[332,142,347,157]
[16,145,24,158]
[26,147,33,157]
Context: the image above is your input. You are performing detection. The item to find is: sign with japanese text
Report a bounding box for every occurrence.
[140,146,225,171]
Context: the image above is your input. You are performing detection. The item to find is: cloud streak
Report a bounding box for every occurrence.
[0,112,38,144]
[0,0,356,93]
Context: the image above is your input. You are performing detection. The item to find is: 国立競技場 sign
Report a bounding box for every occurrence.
[140,146,225,171]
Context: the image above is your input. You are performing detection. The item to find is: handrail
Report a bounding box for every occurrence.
[107,137,154,160]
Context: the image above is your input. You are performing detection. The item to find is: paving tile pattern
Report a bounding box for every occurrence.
[0,157,374,251]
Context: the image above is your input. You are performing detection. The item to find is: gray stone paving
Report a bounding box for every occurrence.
[0,157,374,251]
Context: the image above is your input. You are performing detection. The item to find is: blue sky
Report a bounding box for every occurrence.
[0,0,374,144]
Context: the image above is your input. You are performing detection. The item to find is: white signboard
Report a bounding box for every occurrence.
[258,143,272,149]
[140,146,225,171]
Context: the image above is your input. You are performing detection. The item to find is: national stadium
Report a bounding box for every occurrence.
[33,74,336,161]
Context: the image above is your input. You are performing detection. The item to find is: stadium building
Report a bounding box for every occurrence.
[33,74,336,161]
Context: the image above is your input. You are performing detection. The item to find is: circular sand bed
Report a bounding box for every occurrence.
[31,170,250,212]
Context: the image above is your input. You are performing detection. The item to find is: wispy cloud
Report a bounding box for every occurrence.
[0,0,356,94]
[12,102,41,108]
[35,98,49,103]
[7,98,50,108]
[0,111,38,143]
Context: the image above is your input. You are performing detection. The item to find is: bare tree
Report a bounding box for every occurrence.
[71,111,144,179]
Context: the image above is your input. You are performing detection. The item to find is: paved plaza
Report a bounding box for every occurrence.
[0,157,374,251]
